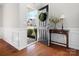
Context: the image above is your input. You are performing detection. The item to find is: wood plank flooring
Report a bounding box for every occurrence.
[0,39,79,56]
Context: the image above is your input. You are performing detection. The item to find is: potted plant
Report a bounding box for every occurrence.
[27,29,33,37]
[49,17,60,29]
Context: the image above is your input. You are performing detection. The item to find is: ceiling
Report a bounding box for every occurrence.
[0,3,49,9]
[25,3,48,10]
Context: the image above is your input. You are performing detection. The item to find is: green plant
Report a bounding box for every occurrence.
[34,29,37,34]
[27,29,33,36]
[39,12,47,22]
[49,17,60,29]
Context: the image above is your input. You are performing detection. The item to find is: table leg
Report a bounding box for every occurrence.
[66,34,69,48]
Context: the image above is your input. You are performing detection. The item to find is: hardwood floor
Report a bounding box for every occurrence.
[0,39,79,56]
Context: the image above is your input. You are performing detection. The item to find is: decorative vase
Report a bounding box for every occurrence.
[54,23,57,29]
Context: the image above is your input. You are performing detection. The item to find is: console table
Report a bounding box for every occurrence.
[49,29,69,48]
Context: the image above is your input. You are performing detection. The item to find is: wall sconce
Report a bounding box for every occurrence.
[60,15,64,30]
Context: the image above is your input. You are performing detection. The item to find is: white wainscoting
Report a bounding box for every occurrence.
[2,28,27,50]
[69,29,79,50]
[50,28,79,50]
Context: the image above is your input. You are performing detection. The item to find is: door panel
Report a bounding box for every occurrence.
[38,5,48,45]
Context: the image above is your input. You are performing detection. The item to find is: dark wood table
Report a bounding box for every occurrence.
[49,29,69,48]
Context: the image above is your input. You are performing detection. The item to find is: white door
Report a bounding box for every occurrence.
[38,5,49,45]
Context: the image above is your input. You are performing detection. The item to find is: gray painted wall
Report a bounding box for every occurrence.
[49,3,79,49]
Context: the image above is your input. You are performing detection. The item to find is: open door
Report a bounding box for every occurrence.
[38,5,49,45]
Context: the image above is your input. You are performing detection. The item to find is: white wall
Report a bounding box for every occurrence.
[2,3,36,50]
[19,4,30,28]
[0,5,3,27]
[49,3,79,49]
[2,3,20,49]
[3,3,19,28]
[0,5,3,39]
[1,3,41,50]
